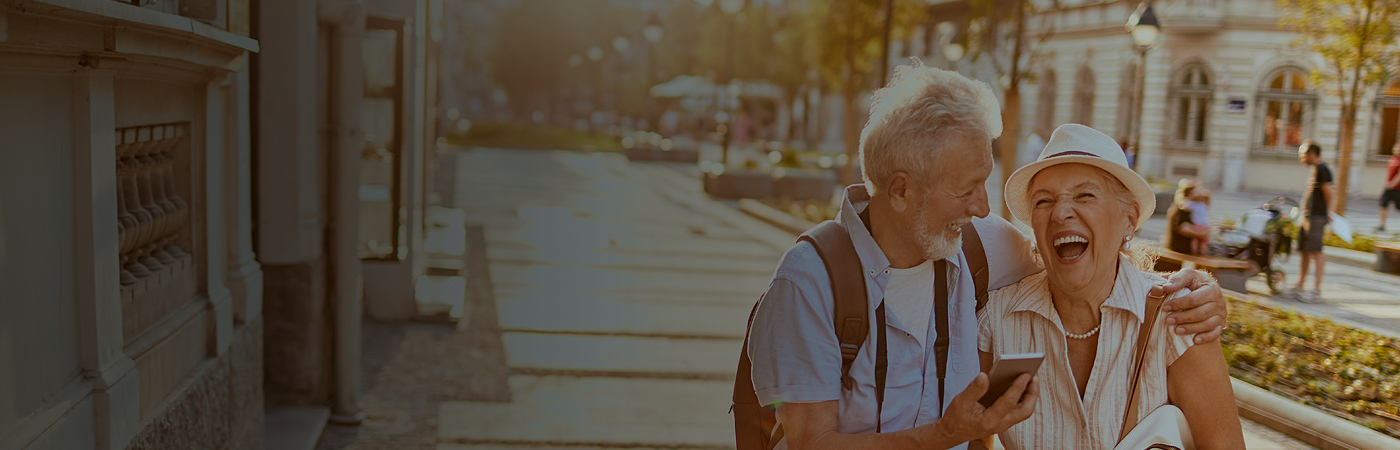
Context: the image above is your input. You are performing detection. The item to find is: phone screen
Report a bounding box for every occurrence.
[978,352,1045,407]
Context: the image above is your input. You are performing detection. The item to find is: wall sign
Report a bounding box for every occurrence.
[1228,98,1247,114]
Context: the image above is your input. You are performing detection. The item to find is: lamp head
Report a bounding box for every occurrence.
[1126,2,1160,48]
[644,12,664,43]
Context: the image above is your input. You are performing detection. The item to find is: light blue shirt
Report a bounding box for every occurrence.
[748,185,1041,448]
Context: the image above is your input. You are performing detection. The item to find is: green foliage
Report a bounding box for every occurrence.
[964,0,1053,87]
[447,122,621,151]
[1224,298,1400,437]
[1323,230,1378,252]
[807,0,926,92]
[491,0,637,115]
[1278,0,1400,101]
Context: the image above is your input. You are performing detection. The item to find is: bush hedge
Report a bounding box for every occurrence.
[1223,297,1400,438]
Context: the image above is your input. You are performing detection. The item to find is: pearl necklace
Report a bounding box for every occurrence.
[1064,326,1101,340]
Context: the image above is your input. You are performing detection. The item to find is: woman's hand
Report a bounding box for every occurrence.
[1153,269,1227,344]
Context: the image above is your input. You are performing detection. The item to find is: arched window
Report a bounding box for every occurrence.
[1255,67,1316,152]
[1072,66,1095,125]
[1170,63,1212,146]
[1373,80,1400,156]
[1036,68,1058,135]
[1116,61,1137,140]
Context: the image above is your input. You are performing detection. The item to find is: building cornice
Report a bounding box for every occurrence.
[1,0,257,72]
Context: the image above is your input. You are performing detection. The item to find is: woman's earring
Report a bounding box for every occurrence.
[1123,235,1133,250]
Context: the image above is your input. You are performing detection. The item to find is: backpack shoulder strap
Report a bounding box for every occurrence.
[960,222,990,312]
[798,220,869,390]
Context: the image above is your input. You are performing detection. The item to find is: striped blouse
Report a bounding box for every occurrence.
[977,258,1194,450]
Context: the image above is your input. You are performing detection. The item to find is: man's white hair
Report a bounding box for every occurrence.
[860,63,1003,195]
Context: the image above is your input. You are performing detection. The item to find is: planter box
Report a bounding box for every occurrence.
[703,170,773,200]
[623,145,662,162]
[1376,242,1400,275]
[663,147,700,163]
[772,169,836,202]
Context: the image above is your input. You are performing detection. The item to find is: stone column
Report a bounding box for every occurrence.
[320,0,367,424]
[257,0,323,264]
[225,66,263,324]
[206,74,235,356]
[72,66,141,450]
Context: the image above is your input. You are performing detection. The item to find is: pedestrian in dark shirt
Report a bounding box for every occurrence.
[1375,144,1400,232]
[1294,141,1333,301]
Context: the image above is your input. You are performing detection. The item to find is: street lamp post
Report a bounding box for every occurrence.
[612,36,631,130]
[1126,1,1159,171]
[717,0,744,165]
[643,12,665,133]
[587,46,604,133]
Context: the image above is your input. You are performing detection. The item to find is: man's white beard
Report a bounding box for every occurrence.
[915,204,967,261]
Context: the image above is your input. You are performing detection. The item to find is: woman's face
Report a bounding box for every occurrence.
[1027,164,1136,297]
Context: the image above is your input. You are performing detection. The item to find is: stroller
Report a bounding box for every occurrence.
[1214,196,1297,295]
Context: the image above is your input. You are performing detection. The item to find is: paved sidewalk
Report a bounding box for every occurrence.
[321,147,1323,449]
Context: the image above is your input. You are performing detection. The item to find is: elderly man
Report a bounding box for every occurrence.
[745,65,1227,449]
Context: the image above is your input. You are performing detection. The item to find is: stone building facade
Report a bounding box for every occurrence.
[0,0,263,448]
[1018,0,1392,196]
[1,0,440,448]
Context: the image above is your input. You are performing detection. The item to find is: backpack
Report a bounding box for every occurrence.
[732,220,992,450]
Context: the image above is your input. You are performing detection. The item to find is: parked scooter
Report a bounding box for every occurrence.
[1215,196,1298,295]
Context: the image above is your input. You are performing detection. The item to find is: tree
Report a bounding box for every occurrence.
[491,0,637,120]
[806,0,926,185]
[1280,0,1400,213]
[964,0,1055,217]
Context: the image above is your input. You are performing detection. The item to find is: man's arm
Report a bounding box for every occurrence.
[778,373,1039,450]
[1177,222,1210,240]
[971,215,1041,290]
[1322,182,1336,214]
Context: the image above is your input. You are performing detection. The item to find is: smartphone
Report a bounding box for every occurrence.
[978,352,1045,407]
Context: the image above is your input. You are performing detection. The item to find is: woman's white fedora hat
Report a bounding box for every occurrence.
[1004,123,1156,228]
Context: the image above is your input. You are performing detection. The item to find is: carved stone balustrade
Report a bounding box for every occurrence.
[116,122,197,344]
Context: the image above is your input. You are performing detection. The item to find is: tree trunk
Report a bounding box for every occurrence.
[1336,102,1356,213]
[842,81,859,187]
[1001,85,1022,219]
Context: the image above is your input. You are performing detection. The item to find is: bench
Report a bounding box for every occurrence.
[1375,242,1400,275]
[1145,246,1255,293]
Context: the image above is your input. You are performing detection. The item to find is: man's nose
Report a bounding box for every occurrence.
[970,187,990,218]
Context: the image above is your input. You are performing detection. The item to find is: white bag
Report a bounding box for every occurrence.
[1113,405,1195,450]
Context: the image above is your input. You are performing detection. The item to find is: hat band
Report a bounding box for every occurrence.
[1047,150,1100,158]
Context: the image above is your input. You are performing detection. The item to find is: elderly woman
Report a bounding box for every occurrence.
[977,124,1244,449]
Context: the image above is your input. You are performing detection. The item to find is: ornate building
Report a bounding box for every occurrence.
[1018,0,1391,195]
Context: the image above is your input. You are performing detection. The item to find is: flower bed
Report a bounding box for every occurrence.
[1223,297,1400,438]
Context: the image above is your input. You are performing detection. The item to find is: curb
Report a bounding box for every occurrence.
[1322,245,1377,270]
[1233,378,1400,450]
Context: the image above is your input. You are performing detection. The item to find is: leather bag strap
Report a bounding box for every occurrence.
[797,220,870,391]
[932,259,951,416]
[1118,289,1170,443]
[959,222,990,312]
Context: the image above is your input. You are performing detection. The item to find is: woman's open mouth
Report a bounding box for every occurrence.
[1052,234,1089,261]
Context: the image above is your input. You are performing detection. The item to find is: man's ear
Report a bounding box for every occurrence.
[887,172,914,213]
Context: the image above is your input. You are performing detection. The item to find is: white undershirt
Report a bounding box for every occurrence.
[884,260,936,348]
